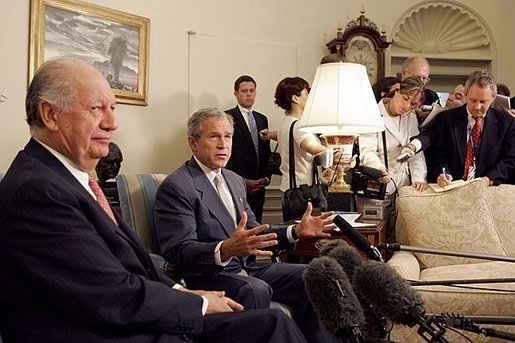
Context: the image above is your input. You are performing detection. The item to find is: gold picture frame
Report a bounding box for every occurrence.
[29,0,150,105]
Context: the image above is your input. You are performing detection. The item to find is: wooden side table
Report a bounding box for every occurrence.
[283,220,387,262]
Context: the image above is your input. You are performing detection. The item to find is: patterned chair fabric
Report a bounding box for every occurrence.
[388,180,515,342]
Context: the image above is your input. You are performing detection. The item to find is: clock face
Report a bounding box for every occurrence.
[345,36,379,84]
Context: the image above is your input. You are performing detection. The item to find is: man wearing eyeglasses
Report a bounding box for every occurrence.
[401,56,441,125]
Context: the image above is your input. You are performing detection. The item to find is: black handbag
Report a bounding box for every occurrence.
[282,121,327,222]
[264,142,282,176]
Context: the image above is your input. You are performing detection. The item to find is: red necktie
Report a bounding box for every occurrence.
[463,117,481,180]
[88,175,117,224]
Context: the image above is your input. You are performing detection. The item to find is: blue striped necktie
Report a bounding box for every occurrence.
[247,110,259,155]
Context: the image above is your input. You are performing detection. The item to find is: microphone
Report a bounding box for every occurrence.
[319,239,365,278]
[333,215,383,262]
[303,256,365,343]
[320,240,389,339]
[396,150,414,163]
[313,148,334,168]
[353,260,449,343]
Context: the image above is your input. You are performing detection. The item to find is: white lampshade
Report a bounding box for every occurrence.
[297,62,385,134]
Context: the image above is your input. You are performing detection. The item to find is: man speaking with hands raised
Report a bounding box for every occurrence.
[155,108,336,342]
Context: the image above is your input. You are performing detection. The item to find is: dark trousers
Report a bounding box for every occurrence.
[186,262,337,343]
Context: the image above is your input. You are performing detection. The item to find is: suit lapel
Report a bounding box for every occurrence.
[478,109,498,166]
[453,108,469,163]
[188,158,236,237]
[382,113,405,145]
[233,106,256,149]
[222,170,246,223]
[26,139,153,264]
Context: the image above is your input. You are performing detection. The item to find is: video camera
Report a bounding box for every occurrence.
[347,165,387,200]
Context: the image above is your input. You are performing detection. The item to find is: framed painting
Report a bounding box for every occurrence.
[29,0,150,105]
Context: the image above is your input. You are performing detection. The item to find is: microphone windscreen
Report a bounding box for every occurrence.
[320,239,364,279]
[353,260,424,326]
[318,239,348,256]
[303,256,365,340]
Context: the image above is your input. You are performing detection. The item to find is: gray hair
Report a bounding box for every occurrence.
[187,108,234,140]
[465,70,497,95]
[25,58,87,129]
[402,56,429,71]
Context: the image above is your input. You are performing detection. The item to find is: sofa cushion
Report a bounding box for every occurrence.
[485,184,515,256]
[396,179,508,268]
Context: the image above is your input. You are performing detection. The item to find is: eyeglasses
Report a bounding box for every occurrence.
[406,70,430,83]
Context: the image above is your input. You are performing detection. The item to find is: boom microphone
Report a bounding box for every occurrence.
[353,260,449,343]
[303,256,365,342]
[333,216,383,262]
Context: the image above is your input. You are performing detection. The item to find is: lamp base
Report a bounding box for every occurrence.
[327,192,355,212]
[329,181,351,193]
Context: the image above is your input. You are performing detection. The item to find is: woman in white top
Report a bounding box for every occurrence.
[359,76,428,194]
[275,77,328,195]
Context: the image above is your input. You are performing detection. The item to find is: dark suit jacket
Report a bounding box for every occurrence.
[225,106,271,180]
[430,106,515,185]
[154,157,292,277]
[0,139,204,342]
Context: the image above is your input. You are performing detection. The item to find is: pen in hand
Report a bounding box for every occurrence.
[442,167,449,179]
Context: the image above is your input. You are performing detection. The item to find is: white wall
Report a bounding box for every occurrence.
[1,0,514,174]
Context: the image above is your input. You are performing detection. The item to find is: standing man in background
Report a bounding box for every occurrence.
[225,75,271,222]
[401,56,440,125]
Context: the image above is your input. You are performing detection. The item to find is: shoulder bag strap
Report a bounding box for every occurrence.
[289,120,298,189]
[381,130,389,169]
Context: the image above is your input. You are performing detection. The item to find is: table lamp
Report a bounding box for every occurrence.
[297,62,384,193]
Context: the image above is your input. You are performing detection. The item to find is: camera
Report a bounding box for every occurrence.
[348,166,387,200]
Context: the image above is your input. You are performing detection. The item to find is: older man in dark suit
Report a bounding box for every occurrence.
[225,75,272,222]
[155,108,337,342]
[0,58,305,343]
[432,71,515,187]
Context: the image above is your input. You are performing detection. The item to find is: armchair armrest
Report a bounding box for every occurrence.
[387,251,421,280]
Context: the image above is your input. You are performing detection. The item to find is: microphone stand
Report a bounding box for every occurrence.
[378,243,515,329]
[434,313,515,341]
[378,243,515,263]
[410,277,515,286]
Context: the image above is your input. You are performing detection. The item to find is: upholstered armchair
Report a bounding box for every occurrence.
[115,173,292,316]
[115,173,177,278]
[388,179,515,342]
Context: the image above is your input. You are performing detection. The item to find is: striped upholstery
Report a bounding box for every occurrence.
[116,173,167,253]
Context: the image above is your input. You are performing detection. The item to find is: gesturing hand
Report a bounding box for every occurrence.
[294,202,334,239]
[220,211,278,261]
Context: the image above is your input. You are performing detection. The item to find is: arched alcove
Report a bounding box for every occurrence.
[387,0,495,93]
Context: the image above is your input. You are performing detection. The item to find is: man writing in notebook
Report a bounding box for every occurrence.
[431,71,515,187]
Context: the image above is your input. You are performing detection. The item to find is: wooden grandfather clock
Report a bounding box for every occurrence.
[326,10,391,84]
